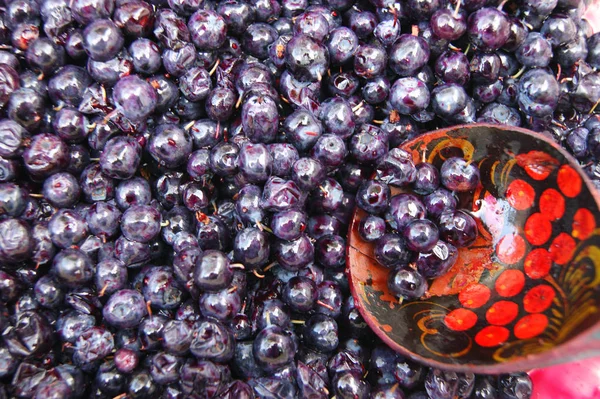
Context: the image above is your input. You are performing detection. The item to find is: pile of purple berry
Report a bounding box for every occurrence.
[1,0,599,396]
[357,152,481,301]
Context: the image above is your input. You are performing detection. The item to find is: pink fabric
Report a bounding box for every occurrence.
[585,3,600,33]
[530,358,600,398]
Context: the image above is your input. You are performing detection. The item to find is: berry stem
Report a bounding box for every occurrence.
[317,300,334,311]
[351,101,364,113]
[511,66,526,79]
[208,58,220,76]
[454,0,462,17]
[589,97,600,115]
[252,269,265,278]
[184,120,195,131]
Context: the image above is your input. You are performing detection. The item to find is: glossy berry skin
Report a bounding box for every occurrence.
[49,209,88,248]
[115,178,151,210]
[199,286,242,321]
[332,370,371,399]
[23,133,70,180]
[285,34,329,82]
[388,266,427,300]
[160,319,193,356]
[315,234,346,269]
[3,310,53,358]
[121,205,161,243]
[7,88,45,132]
[143,266,184,310]
[414,162,440,195]
[305,314,339,353]
[0,183,27,218]
[440,157,480,192]
[354,44,387,79]
[403,219,439,252]
[424,188,458,220]
[349,125,388,165]
[114,1,154,37]
[95,258,127,296]
[244,22,278,59]
[270,210,308,241]
[311,177,344,213]
[233,227,270,269]
[149,124,193,169]
[516,32,552,68]
[42,172,80,208]
[517,69,559,117]
[359,215,386,242]
[274,234,314,271]
[389,35,430,77]
[71,0,114,25]
[112,75,158,122]
[438,210,478,248]
[242,94,279,143]
[390,77,431,115]
[327,27,359,65]
[284,108,323,152]
[239,143,273,183]
[53,108,89,144]
[26,37,66,75]
[268,143,299,177]
[471,377,498,399]
[188,10,228,50]
[415,237,458,278]
[113,348,139,374]
[129,39,162,75]
[100,136,142,180]
[283,276,317,312]
[319,97,355,139]
[470,52,501,84]
[73,327,115,372]
[180,66,212,102]
[103,289,148,329]
[376,148,417,187]
[48,65,92,107]
[356,180,390,214]
[467,8,510,51]
[425,369,476,399]
[435,50,470,86]
[261,176,306,212]
[253,325,295,372]
[194,250,233,292]
[52,248,94,287]
[189,319,235,362]
[0,119,27,159]
[431,83,468,120]
[496,373,532,399]
[292,158,327,192]
[430,8,467,41]
[374,233,412,268]
[387,193,426,231]
[83,19,124,62]
[0,65,19,110]
[362,76,390,105]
